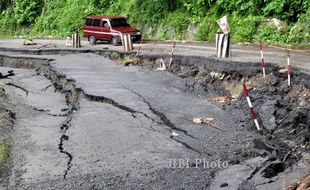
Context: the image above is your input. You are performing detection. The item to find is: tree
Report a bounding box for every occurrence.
[0,0,12,12]
[13,0,44,25]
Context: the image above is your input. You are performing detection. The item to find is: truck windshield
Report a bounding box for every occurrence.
[110,18,130,27]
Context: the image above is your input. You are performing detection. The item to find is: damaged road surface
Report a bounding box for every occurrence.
[0,67,70,188]
[0,53,256,189]
[0,52,308,189]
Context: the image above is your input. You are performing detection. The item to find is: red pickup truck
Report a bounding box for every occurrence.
[83,16,141,46]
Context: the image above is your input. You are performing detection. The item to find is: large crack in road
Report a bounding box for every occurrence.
[58,134,73,179]
[128,89,197,138]
[0,54,203,180]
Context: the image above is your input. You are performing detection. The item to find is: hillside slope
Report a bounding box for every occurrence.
[0,0,309,44]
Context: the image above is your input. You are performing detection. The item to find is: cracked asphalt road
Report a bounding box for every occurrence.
[0,68,69,187]
[1,53,257,189]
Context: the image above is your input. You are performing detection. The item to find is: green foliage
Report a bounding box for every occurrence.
[254,25,288,44]
[229,14,259,42]
[0,8,17,35]
[166,11,191,33]
[0,0,309,44]
[118,55,139,65]
[288,8,310,43]
[214,0,263,16]
[0,0,12,12]
[13,0,43,25]
[154,26,168,40]
[263,0,307,22]
[194,16,218,41]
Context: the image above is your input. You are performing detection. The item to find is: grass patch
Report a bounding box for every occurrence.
[0,96,10,173]
[118,55,139,66]
[0,143,9,171]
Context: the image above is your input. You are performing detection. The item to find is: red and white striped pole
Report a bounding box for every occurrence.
[135,41,143,57]
[242,79,261,131]
[287,50,292,87]
[168,41,176,68]
[259,42,266,77]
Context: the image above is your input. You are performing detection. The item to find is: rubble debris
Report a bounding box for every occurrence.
[155,59,166,71]
[259,99,277,130]
[208,96,230,104]
[294,174,310,190]
[210,71,220,79]
[171,132,178,137]
[278,109,309,128]
[38,42,57,49]
[279,68,288,73]
[178,68,199,78]
[193,117,214,124]
[253,138,275,153]
[261,162,285,178]
[210,165,254,190]
[23,39,37,46]
[193,117,226,131]
[219,73,226,80]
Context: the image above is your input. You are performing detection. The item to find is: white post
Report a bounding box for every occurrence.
[287,53,291,87]
[259,42,266,77]
[216,32,230,58]
[72,33,75,48]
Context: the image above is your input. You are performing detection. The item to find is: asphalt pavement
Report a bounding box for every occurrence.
[0,39,309,189]
[0,52,257,189]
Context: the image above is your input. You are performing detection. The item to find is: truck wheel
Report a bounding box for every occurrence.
[89,36,96,45]
[111,36,119,46]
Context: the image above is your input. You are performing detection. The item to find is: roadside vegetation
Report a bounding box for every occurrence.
[0,0,309,45]
[0,143,9,172]
[117,55,139,66]
[0,86,12,175]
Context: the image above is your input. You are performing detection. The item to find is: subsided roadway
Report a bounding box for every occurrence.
[0,39,309,189]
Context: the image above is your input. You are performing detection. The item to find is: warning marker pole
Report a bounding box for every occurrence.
[242,79,261,131]
[259,42,266,77]
[168,41,176,69]
[287,51,292,87]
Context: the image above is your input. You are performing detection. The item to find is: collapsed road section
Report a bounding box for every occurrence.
[0,50,309,189]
